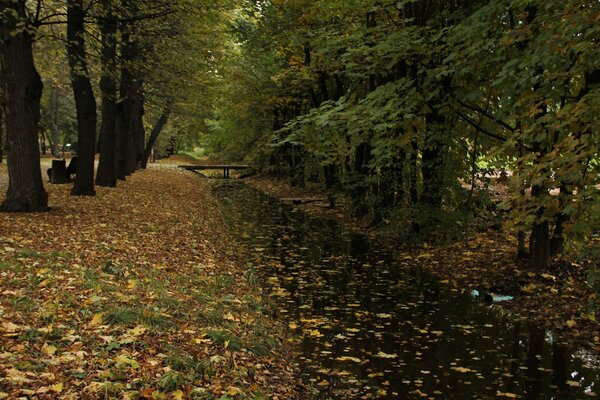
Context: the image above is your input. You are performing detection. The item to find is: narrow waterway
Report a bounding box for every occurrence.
[213,182,600,399]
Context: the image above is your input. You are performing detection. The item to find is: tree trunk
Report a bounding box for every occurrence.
[67,0,97,196]
[421,110,446,211]
[140,107,171,169]
[49,82,61,157]
[0,0,48,212]
[96,0,118,187]
[126,86,145,174]
[115,29,137,180]
[0,66,4,164]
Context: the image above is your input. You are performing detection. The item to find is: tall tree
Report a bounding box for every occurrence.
[96,0,118,187]
[0,0,48,212]
[67,0,97,196]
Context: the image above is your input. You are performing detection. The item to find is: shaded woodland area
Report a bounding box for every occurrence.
[0,1,598,281]
[207,0,599,272]
[0,0,599,398]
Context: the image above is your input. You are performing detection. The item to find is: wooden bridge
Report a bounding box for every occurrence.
[178,164,252,179]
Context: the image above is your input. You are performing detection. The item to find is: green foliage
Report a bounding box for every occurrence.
[204,0,598,264]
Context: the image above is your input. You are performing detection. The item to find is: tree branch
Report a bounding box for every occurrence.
[451,93,516,133]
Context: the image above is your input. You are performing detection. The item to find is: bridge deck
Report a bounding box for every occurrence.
[178,165,252,178]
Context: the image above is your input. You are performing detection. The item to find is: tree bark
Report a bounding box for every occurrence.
[421,109,446,211]
[126,86,145,174]
[140,107,171,169]
[0,64,4,164]
[0,0,48,212]
[116,29,137,180]
[48,82,61,157]
[96,0,118,187]
[67,0,97,196]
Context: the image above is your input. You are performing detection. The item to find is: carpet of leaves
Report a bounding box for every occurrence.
[247,174,600,351]
[0,162,301,400]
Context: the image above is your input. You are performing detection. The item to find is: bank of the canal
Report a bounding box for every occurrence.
[213,179,600,399]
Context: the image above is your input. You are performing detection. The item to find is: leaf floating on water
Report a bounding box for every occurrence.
[308,329,323,337]
[451,366,477,373]
[496,392,519,398]
[335,356,362,363]
[566,380,581,387]
[521,283,537,293]
[375,351,398,359]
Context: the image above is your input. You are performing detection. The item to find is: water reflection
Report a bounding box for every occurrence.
[213,183,599,399]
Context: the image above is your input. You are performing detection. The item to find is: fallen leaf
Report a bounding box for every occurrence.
[89,313,104,327]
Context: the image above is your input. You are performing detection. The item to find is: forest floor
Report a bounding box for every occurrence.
[245,174,600,351]
[0,159,302,400]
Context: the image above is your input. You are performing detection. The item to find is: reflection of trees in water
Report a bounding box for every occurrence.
[214,184,600,400]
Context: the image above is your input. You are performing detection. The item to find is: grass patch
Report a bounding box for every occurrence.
[206,329,243,351]
[215,274,234,291]
[9,295,37,313]
[17,248,43,259]
[199,304,226,326]
[105,306,173,330]
[247,328,279,356]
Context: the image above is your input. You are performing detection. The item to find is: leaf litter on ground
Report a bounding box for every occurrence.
[0,160,301,399]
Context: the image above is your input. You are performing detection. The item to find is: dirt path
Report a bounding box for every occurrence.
[0,163,301,399]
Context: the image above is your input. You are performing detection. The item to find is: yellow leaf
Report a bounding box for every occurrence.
[451,366,476,373]
[375,351,398,359]
[335,356,362,363]
[520,283,537,293]
[127,279,137,289]
[496,392,518,398]
[115,355,140,369]
[566,320,576,328]
[128,325,147,336]
[226,387,243,396]
[171,390,184,400]
[51,383,63,393]
[1,322,21,333]
[288,322,298,329]
[89,313,104,327]
[224,312,236,321]
[42,343,57,356]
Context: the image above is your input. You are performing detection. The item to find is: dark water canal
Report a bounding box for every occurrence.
[213,182,600,399]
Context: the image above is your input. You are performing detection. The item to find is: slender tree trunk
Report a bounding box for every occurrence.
[0,0,48,212]
[0,64,4,164]
[49,81,61,157]
[116,29,135,180]
[67,0,97,196]
[140,107,170,169]
[126,85,145,174]
[96,0,118,187]
[421,110,446,211]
